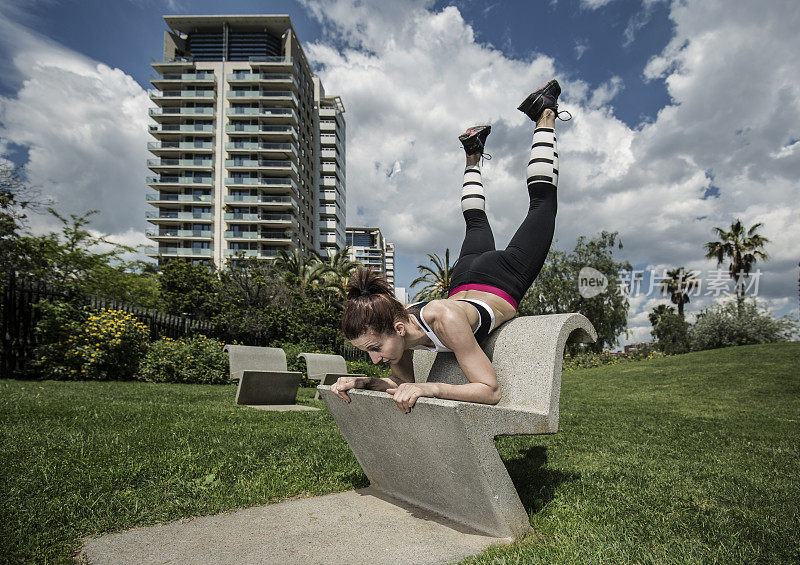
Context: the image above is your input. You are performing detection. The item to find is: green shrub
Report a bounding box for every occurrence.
[33,307,150,380]
[690,298,798,351]
[652,311,691,355]
[138,335,229,384]
[346,359,393,380]
[563,344,667,371]
[273,341,334,374]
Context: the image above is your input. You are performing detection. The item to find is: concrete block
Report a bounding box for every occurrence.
[235,370,302,405]
[296,352,348,380]
[223,345,288,380]
[297,353,364,399]
[319,313,596,538]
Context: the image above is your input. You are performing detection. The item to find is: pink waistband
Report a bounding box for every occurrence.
[448,284,518,309]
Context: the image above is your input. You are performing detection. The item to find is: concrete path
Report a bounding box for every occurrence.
[81,488,507,565]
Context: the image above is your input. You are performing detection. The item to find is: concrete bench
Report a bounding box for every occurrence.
[224,345,307,408]
[297,353,365,399]
[318,313,596,539]
[234,370,303,406]
[223,344,290,381]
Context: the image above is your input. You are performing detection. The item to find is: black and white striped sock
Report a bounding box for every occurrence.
[461,164,486,212]
[526,127,558,188]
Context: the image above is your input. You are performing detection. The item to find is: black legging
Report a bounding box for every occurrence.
[449,181,557,306]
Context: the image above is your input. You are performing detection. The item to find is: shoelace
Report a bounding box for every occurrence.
[557,109,573,121]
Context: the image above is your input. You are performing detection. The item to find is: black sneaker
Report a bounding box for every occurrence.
[458,125,492,155]
[518,79,563,122]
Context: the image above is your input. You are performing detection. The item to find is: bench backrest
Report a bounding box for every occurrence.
[223,345,288,379]
[413,313,595,414]
[296,353,348,379]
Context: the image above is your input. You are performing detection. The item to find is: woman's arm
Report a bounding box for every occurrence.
[386,304,501,412]
[330,349,414,402]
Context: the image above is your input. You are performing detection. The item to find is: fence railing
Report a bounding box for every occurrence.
[1,273,216,379]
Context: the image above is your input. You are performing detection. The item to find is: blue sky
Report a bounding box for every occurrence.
[1,0,798,347]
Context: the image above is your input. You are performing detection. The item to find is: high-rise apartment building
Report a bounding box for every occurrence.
[346,226,395,288]
[314,78,347,254]
[145,15,346,267]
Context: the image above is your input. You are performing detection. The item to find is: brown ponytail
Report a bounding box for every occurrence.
[342,267,409,339]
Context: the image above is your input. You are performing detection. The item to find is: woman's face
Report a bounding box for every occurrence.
[351,327,405,365]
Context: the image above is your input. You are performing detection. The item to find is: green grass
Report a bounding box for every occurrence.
[1,343,799,564]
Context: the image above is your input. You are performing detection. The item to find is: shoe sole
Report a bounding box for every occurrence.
[517,80,559,117]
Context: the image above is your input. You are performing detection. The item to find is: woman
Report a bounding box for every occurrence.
[332,79,567,413]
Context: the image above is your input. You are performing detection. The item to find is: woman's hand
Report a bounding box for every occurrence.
[385,382,434,414]
[330,376,365,402]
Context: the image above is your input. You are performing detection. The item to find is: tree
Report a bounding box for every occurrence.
[319,246,362,300]
[704,219,770,316]
[649,305,689,354]
[274,248,331,295]
[518,231,632,353]
[410,248,453,301]
[659,267,698,318]
[0,162,53,274]
[158,259,220,320]
[690,298,797,351]
[648,304,675,328]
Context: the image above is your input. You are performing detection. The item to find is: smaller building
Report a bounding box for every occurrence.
[394,286,409,304]
[346,226,395,288]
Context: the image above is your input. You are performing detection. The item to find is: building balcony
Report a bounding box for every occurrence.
[224,177,296,192]
[146,211,213,222]
[226,90,298,106]
[146,193,213,203]
[147,159,213,171]
[150,57,195,69]
[147,141,214,154]
[149,89,215,101]
[224,124,297,140]
[226,107,298,124]
[319,189,345,206]
[318,232,340,245]
[319,120,337,132]
[224,249,282,258]
[248,56,294,66]
[224,213,297,227]
[150,72,215,88]
[224,231,296,245]
[144,246,212,257]
[319,219,340,230]
[146,228,212,239]
[225,141,296,158]
[224,195,296,208]
[226,73,298,90]
[318,204,340,218]
[224,159,297,175]
[146,176,213,187]
[148,124,214,137]
[148,107,215,119]
[224,231,259,240]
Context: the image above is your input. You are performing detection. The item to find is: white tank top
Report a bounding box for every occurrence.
[407,299,496,353]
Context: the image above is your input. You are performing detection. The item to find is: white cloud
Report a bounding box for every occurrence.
[574,39,589,60]
[0,14,151,251]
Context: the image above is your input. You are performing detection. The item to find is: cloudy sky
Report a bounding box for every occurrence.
[1,0,798,348]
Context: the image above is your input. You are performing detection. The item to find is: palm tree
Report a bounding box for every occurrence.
[704,218,770,315]
[648,304,675,330]
[319,246,362,300]
[410,249,453,301]
[659,267,699,318]
[274,248,328,294]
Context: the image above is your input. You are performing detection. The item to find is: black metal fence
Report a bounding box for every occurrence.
[1,273,216,379]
